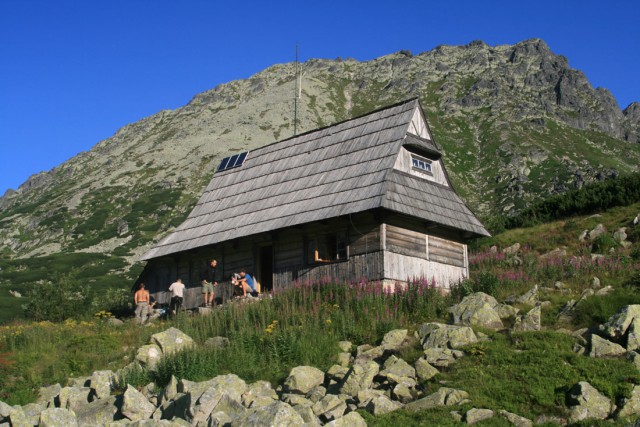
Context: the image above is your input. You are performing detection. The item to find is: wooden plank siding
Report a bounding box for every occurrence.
[385,224,426,259]
[428,236,465,268]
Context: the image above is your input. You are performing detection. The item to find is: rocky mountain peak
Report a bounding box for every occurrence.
[0,39,638,262]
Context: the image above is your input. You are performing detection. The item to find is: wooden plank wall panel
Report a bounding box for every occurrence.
[273,252,384,289]
[428,236,465,267]
[385,224,426,259]
[274,234,303,267]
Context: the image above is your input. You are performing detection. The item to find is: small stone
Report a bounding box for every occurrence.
[336,352,351,368]
[39,408,78,427]
[121,384,155,421]
[337,341,352,352]
[204,336,230,349]
[466,408,494,424]
[415,357,439,381]
[591,277,601,288]
[381,329,408,351]
[284,366,325,395]
[590,334,626,358]
[498,409,533,427]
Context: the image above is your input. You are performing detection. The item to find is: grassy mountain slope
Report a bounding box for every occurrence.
[1,201,639,426]
[1,39,639,322]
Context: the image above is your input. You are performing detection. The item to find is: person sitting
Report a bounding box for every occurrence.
[237,271,258,297]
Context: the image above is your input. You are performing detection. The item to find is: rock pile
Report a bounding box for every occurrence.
[5,294,640,425]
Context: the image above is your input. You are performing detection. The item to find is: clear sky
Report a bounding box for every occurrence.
[1,0,639,195]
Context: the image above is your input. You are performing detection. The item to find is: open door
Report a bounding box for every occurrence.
[259,245,274,292]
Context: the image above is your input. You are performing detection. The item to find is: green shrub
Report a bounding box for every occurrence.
[572,288,640,327]
[591,234,617,254]
[22,275,94,322]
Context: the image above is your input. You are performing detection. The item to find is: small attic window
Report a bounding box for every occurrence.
[217,152,248,172]
[411,153,432,175]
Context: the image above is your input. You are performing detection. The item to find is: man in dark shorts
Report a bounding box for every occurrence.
[201,259,218,307]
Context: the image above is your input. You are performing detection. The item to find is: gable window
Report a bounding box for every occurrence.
[411,154,432,175]
[307,232,348,264]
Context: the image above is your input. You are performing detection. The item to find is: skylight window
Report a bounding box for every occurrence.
[411,154,432,174]
[217,151,248,172]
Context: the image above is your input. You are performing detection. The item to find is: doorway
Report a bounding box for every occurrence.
[259,245,274,292]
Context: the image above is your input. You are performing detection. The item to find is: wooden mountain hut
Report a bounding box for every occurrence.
[138,98,490,308]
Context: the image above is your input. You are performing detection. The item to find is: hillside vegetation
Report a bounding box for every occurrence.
[1,196,639,425]
[1,39,639,305]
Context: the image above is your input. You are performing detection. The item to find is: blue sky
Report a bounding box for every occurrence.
[1,1,639,194]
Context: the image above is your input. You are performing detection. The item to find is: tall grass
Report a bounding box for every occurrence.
[149,279,451,387]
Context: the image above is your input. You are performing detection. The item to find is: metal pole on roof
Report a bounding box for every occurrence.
[294,44,299,136]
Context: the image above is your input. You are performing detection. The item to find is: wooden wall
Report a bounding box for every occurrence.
[138,209,471,307]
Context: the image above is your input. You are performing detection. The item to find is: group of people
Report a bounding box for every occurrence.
[133,259,259,323]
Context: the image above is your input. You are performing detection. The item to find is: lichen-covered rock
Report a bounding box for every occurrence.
[589,224,606,240]
[381,329,408,351]
[404,387,469,412]
[238,401,304,426]
[151,327,195,356]
[337,341,352,352]
[516,285,539,306]
[122,384,155,422]
[628,351,640,370]
[0,400,12,419]
[495,304,519,320]
[293,405,322,426]
[567,381,613,423]
[160,375,179,405]
[136,344,162,371]
[602,305,640,339]
[498,410,533,427]
[466,408,494,425]
[39,408,78,427]
[74,395,121,427]
[628,318,640,352]
[8,407,29,427]
[379,356,416,383]
[324,411,368,427]
[283,366,325,395]
[90,370,115,400]
[364,394,403,416]
[449,292,502,329]
[617,384,640,419]
[311,394,347,422]
[191,375,247,424]
[512,306,541,332]
[422,347,463,367]
[354,345,384,364]
[590,334,626,358]
[37,384,62,408]
[242,381,277,408]
[392,383,415,404]
[415,357,439,381]
[420,323,478,349]
[326,364,350,382]
[59,386,91,412]
[339,360,380,397]
[306,385,327,404]
[204,336,230,349]
[336,352,351,367]
[20,403,46,426]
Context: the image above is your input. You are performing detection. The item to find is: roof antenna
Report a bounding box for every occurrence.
[293,44,300,136]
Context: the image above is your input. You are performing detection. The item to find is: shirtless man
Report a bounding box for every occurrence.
[134,282,150,324]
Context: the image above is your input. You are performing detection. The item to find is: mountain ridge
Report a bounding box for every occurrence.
[1,38,639,265]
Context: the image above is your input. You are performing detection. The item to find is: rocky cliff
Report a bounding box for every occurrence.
[1,38,639,265]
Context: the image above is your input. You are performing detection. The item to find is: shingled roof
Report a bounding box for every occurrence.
[141,99,489,261]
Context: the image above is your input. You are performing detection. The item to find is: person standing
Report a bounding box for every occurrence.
[134,282,150,324]
[168,278,186,315]
[201,259,218,307]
